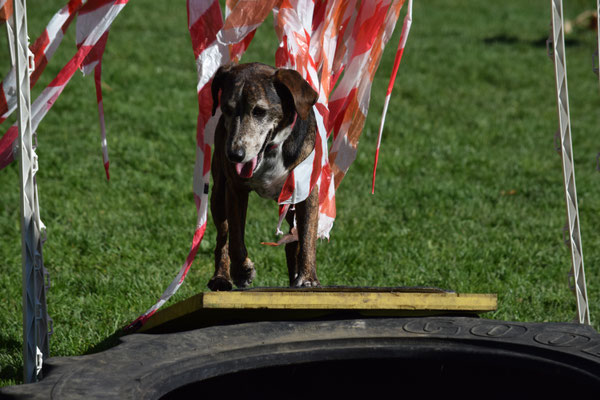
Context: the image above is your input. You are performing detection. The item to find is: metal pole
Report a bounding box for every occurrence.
[549,0,591,325]
[13,0,51,383]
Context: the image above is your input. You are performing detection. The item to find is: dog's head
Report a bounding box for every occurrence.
[211,62,318,178]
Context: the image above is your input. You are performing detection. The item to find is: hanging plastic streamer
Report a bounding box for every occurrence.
[0,0,121,175]
[76,0,117,180]
[372,0,412,193]
[328,0,406,191]
[0,0,14,63]
[273,0,331,240]
[127,0,411,330]
[0,1,11,24]
[1,0,84,166]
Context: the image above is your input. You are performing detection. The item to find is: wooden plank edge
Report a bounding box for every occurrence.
[202,292,497,311]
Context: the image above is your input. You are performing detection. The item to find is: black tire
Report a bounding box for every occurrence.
[2,317,600,399]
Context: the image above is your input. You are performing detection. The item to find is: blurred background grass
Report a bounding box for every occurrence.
[1,0,600,386]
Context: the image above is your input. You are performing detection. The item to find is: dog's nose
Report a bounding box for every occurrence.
[227,147,245,163]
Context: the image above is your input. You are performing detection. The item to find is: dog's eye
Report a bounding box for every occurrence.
[252,107,266,118]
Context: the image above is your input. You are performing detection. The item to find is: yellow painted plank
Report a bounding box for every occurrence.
[202,291,497,311]
[137,289,497,333]
[137,292,205,333]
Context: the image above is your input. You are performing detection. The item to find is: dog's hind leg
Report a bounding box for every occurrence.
[226,184,256,288]
[208,163,234,291]
[291,185,320,288]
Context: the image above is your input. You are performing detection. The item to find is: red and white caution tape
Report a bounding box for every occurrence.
[0,0,124,172]
[2,0,126,168]
[77,0,116,180]
[328,0,406,193]
[126,0,225,330]
[0,0,12,22]
[0,0,86,127]
[0,0,14,169]
[372,0,412,193]
[273,0,334,238]
[0,0,14,63]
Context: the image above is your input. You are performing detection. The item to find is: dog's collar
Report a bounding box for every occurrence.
[267,111,297,152]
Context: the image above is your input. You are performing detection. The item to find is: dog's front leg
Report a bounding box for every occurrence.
[226,183,256,288]
[208,162,234,291]
[291,184,320,287]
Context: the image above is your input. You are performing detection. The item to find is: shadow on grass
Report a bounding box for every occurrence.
[0,337,23,385]
[1,328,128,386]
[84,329,127,356]
[483,34,582,48]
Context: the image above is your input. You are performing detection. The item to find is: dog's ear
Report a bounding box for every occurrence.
[211,63,234,116]
[274,69,318,120]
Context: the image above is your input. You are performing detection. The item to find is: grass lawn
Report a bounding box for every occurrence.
[1,0,600,386]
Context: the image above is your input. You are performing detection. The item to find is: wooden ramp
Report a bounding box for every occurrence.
[138,287,497,333]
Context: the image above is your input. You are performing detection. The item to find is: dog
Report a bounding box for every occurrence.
[207,62,321,291]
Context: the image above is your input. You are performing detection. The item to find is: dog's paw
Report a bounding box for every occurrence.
[207,275,233,291]
[232,258,256,288]
[291,275,320,288]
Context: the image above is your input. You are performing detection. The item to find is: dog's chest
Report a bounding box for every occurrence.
[247,146,289,200]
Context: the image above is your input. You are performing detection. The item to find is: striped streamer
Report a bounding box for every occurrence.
[328,0,406,191]
[77,0,116,180]
[0,0,86,127]
[1,0,128,171]
[273,0,334,237]
[0,0,129,172]
[372,0,412,193]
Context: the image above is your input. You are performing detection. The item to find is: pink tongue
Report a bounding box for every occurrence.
[235,156,257,178]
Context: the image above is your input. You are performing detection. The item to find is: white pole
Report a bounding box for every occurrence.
[12,0,51,382]
[549,0,591,325]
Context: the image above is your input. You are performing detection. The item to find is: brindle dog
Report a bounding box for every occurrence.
[208,62,321,291]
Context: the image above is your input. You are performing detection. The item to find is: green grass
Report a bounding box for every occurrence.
[2,0,600,386]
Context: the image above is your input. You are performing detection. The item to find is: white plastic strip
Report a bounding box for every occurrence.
[13,0,50,383]
[549,0,590,325]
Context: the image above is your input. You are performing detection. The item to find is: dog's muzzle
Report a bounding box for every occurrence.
[227,144,260,179]
[231,138,269,179]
